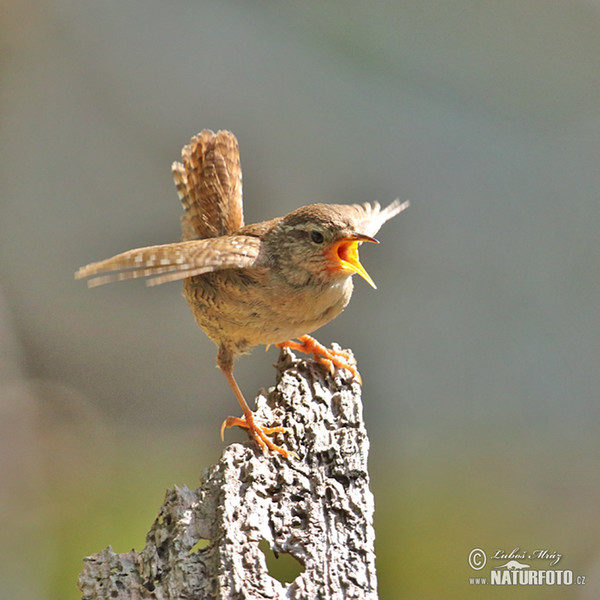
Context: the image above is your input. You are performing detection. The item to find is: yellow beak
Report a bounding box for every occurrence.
[332,233,379,289]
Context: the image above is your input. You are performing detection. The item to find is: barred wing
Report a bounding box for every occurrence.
[75,235,260,287]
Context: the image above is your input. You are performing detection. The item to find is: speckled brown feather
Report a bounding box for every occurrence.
[172,130,243,241]
[75,236,261,287]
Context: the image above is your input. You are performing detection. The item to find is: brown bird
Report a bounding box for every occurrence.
[76,130,408,458]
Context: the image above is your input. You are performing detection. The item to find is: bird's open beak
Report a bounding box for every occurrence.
[331,232,379,289]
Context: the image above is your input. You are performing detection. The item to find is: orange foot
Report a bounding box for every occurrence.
[220,413,293,459]
[277,334,362,385]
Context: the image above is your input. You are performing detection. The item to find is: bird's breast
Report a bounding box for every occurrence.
[184,270,354,352]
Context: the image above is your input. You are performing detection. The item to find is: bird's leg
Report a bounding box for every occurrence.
[217,346,290,458]
[277,334,362,384]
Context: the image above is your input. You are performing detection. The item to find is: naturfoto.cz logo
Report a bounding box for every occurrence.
[468,547,586,587]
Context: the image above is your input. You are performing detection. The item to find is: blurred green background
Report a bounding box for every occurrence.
[2,1,600,598]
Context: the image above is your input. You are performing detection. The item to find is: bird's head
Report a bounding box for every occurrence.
[264,204,379,288]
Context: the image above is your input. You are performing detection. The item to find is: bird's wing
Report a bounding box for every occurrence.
[172,130,244,240]
[346,199,410,238]
[75,235,261,287]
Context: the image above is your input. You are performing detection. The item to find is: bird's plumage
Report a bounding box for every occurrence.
[173,130,244,240]
[75,235,262,287]
[75,129,409,457]
[76,130,407,292]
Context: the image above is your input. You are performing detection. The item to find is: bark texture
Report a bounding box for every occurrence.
[79,347,377,599]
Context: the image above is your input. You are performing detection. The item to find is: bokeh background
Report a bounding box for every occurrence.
[2,1,600,598]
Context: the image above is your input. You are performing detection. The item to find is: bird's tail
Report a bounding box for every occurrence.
[172,130,244,241]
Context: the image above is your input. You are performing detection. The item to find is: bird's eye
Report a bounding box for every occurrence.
[310,230,325,244]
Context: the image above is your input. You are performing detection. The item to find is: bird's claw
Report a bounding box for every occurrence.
[277,335,362,384]
[220,414,295,459]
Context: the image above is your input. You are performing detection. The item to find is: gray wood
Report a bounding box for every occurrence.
[79,347,378,599]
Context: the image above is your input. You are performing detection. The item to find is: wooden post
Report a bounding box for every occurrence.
[79,347,378,599]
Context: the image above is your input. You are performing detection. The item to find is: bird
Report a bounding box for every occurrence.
[76,130,408,458]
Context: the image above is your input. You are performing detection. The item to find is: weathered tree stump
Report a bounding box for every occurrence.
[79,347,378,599]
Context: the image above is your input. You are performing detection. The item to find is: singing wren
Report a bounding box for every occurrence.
[76,130,408,458]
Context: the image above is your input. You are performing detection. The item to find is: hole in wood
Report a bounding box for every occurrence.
[188,538,210,553]
[258,538,305,584]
